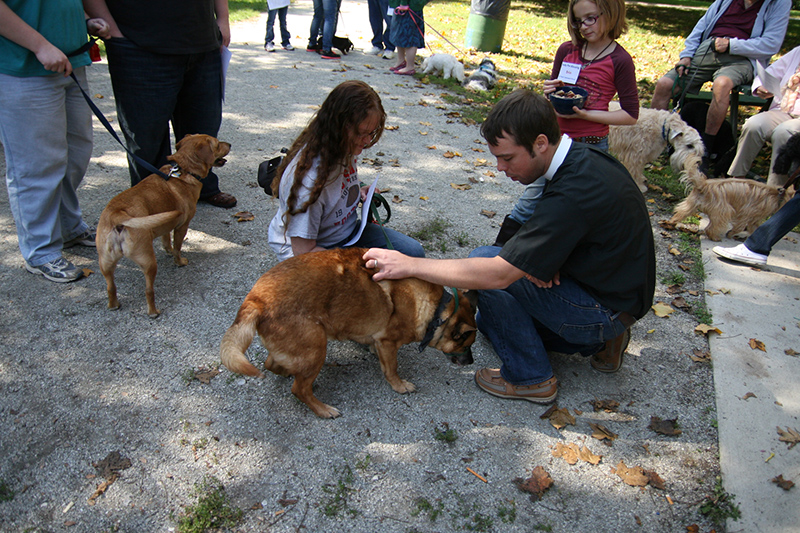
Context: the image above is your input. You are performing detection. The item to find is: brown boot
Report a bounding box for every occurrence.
[590,328,630,373]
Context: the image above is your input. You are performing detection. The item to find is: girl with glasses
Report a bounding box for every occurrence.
[268,80,424,261]
[543,0,638,153]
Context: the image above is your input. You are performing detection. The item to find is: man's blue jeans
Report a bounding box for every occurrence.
[333,223,425,257]
[368,0,394,51]
[745,192,800,256]
[469,246,628,385]
[309,0,342,51]
[104,37,224,199]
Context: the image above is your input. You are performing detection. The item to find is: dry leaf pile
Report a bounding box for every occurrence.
[513,466,553,501]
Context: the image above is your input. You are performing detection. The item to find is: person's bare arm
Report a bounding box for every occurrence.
[82,0,123,37]
[0,1,72,74]
[362,249,526,290]
[290,237,325,256]
[215,0,231,47]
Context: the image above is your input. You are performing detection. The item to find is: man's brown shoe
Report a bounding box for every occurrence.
[202,192,237,208]
[474,368,557,404]
[590,328,630,373]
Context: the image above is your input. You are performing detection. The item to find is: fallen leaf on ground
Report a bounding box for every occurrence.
[480,209,496,218]
[419,121,432,126]
[612,461,649,486]
[671,296,690,311]
[385,125,398,130]
[392,195,403,204]
[771,474,795,491]
[652,301,675,318]
[786,348,799,356]
[590,399,619,412]
[419,131,428,135]
[741,392,756,400]
[513,466,553,501]
[552,442,602,465]
[588,422,618,444]
[419,196,428,201]
[649,416,682,436]
[472,147,484,152]
[749,338,766,352]
[450,183,471,190]
[474,159,488,166]
[194,367,220,384]
[689,349,711,362]
[719,288,731,294]
[777,426,800,449]
[540,404,575,429]
[93,451,131,479]
[644,469,666,490]
[669,247,681,256]
[666,284,684,294]
[695,324,722,336]
[443,151,461,158]
[82,268,93,277]
[427,145,436,150]
[233,211,254,222]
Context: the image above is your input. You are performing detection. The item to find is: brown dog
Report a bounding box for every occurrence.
[96,134,231,317]
[669,154,793,241]
[220,247,478,418]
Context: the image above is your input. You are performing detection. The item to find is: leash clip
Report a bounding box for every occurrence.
[168,164,181,178]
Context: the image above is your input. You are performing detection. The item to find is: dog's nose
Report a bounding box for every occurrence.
[450,348,473,366]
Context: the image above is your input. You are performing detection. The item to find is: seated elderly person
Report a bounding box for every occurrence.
[727,45,800,186]
[651,0,790,169]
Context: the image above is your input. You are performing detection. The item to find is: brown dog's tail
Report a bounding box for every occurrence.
[678,153,706,191]
[118,211,182,230]
[220,306,265,378]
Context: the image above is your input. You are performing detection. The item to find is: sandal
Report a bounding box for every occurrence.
[389,61,407,72]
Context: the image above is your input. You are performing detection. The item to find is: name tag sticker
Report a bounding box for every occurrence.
[558,62,581,85]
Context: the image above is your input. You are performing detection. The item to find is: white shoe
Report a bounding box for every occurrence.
[365,46,382,55]
[712,243,767,266]
[265,42,275,52]
[381,49,396,59]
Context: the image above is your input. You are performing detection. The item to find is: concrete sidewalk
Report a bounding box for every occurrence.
[703,235,800,532]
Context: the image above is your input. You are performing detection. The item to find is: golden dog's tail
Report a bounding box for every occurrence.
[118,211,182,229]
[678,153,707,191]
[220,306,265,378]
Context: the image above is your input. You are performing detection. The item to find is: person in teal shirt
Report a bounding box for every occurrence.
[0,1,109,282]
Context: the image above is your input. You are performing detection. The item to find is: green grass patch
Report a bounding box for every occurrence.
[0,480,14,502]
[321,464,358,518]
[700,477,741,526]
[411,497,445,521]
[174,476,243,533]
[433,423,458,443]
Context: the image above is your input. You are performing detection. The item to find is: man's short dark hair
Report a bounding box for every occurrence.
[480,89,560,154]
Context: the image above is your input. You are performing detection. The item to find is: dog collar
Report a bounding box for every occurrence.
[418,288,456,352]
[169,163,204,181]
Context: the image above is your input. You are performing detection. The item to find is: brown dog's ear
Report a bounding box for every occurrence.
[462,289,478,309]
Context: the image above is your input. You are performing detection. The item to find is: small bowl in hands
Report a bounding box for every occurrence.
[548,86,588,115]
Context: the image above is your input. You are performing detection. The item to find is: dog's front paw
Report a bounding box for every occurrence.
[174,256,189,267]
[393,379,417,394]
[314,404,342,419]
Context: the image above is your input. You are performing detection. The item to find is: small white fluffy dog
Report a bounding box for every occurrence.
[608,105,705,193]
[421,53,464,83]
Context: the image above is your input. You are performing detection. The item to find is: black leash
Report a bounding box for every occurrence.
[67,39,170,180]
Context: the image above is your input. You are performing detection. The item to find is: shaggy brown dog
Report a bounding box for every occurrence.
[669,154,793,241]
[220,247,478,419]
[96,134,231,317]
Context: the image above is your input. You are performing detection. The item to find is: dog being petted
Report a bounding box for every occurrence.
[96,135,231,318]
[219,247,477,418]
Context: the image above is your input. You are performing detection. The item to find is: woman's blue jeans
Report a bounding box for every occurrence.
[468,246,627,385]
[104,37,223,199]
[309,0,342,50]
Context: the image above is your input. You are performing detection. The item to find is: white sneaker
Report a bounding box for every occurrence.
[712,243,767,266]
[365,46,382,55]
[265,42,275,52]
[381,49,396,59]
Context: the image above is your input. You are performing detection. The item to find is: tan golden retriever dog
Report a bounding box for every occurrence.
[96,134,231,317]
[669,154,793,241]
[220,247,478,418]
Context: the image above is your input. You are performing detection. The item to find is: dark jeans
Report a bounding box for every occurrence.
[368,0,393,51]
[104,37,223,198]
[745,192,800,256]
[468,246,628,384]
[309,0,341,50]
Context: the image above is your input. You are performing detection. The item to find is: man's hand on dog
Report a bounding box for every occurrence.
[363,249,411,281]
